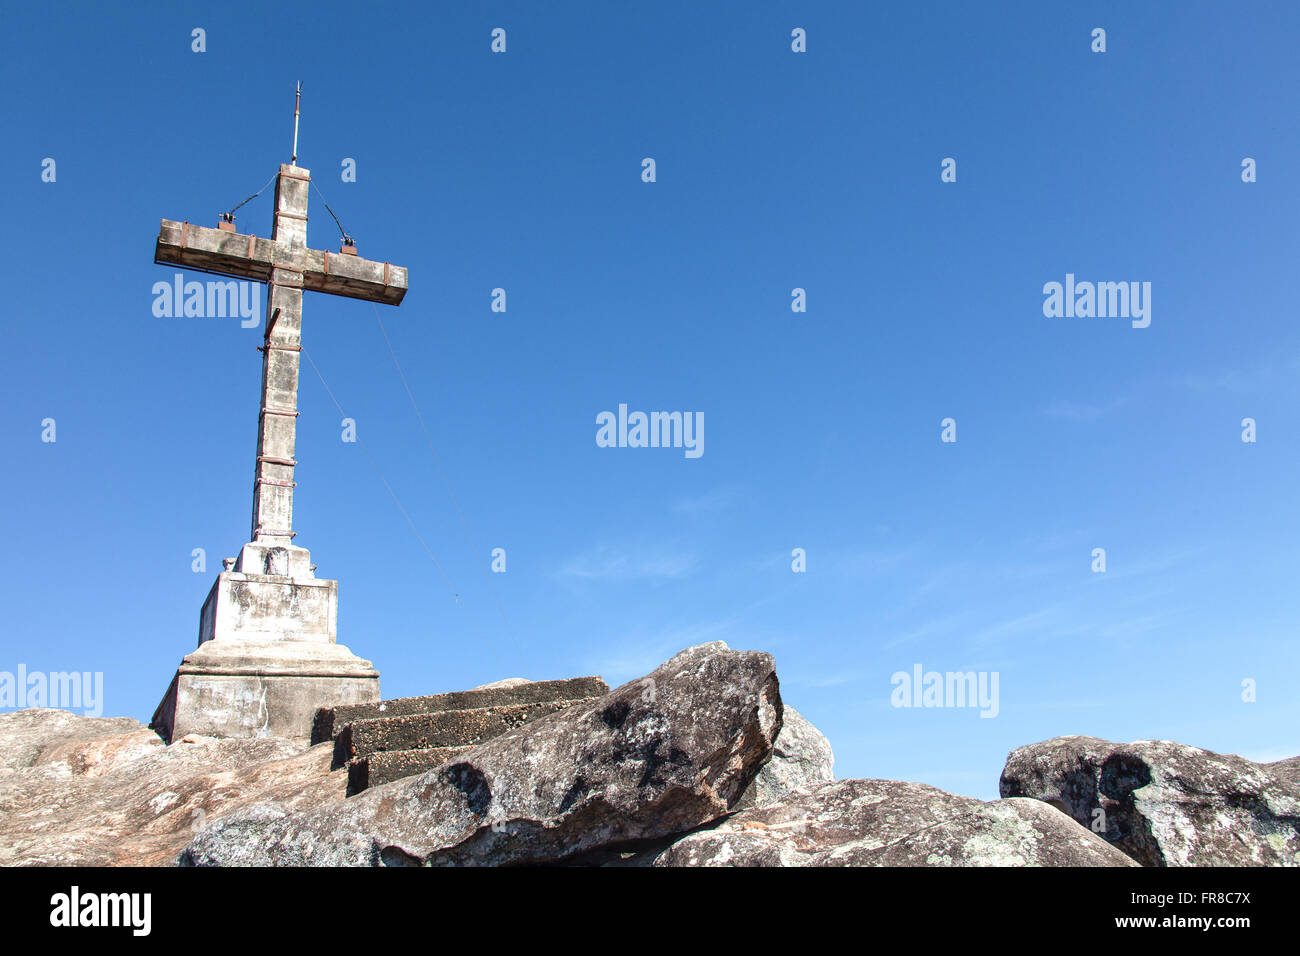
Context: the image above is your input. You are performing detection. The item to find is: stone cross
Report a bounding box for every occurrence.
[149,152,407,742]
[154,164,408,548]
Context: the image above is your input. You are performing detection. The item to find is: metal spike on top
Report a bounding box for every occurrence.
[291,81,302,165]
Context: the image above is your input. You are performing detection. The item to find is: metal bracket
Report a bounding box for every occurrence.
[264,307,281,342]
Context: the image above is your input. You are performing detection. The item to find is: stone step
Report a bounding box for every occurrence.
[347,745,475,795]
[312,675,608,744]
[337,697,601,765]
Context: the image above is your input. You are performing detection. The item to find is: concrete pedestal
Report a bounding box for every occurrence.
[152,542,380,742]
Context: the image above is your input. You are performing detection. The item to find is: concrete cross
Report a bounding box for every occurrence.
[153,164,408,548]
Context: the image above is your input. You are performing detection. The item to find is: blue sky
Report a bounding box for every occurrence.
[2,2,1298,799]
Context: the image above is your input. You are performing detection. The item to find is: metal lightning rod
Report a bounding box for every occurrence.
[291,81,301,165]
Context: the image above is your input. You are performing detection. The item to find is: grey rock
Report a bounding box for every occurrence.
[827,797,1138,867]
[469,678,533,691]
[647,778,1136,867]
[180,641,782,866]
[737,705,834,809]
[1000,736,1300,866]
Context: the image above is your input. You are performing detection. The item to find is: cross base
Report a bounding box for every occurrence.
[151,640,379,742]
[151,540,381,742]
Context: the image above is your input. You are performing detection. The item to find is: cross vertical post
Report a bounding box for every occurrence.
[250,163,309,546]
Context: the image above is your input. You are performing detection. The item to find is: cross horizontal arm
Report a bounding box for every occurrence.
[154,219,408,306]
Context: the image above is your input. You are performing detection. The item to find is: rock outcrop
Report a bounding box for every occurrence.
[7,653,1295,869]
[181,642,782,866]
[737,705,834,809]
[0,709,153,775]
[1000,736,1300,866]
[628,779,1136,867]
[0,710,344,867]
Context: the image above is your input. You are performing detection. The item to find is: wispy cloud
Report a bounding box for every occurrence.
[670,485,742,516]
[969,606,1070,646]
[1181,357,1300,393]
[558,545,697,582]
[1043,396,1128,422]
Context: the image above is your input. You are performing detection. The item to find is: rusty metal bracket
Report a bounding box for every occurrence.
[264,307,281,341]
[257,454,298,466]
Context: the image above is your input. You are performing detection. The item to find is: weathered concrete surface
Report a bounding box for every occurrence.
[339,685,607,793]
[348,745,476,793]
[154,215,409,306]
[0,709,344,867]
[313,676,610,743]
[199,570,338,645]
[736,705,834,809]
[180,642,781,866]
[342,698,604,758]
[642,779,1136,867]
[153,639,380,743]
[1000,736,1300,866]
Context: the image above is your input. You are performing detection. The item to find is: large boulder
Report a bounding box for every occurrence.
[1000,736,1300,866]
[0,709,345,866]
[644,778,1136,867]
[736,705,834,809]
[181,642,782,866]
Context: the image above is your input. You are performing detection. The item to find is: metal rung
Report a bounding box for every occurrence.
[258,455,297,466]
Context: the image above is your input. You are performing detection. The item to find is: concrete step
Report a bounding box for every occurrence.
[347,745,475,795]
[312,675,608,743]
[338,697,602,765]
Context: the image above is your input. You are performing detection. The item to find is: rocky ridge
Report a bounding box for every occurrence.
[1,643,1294,867]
